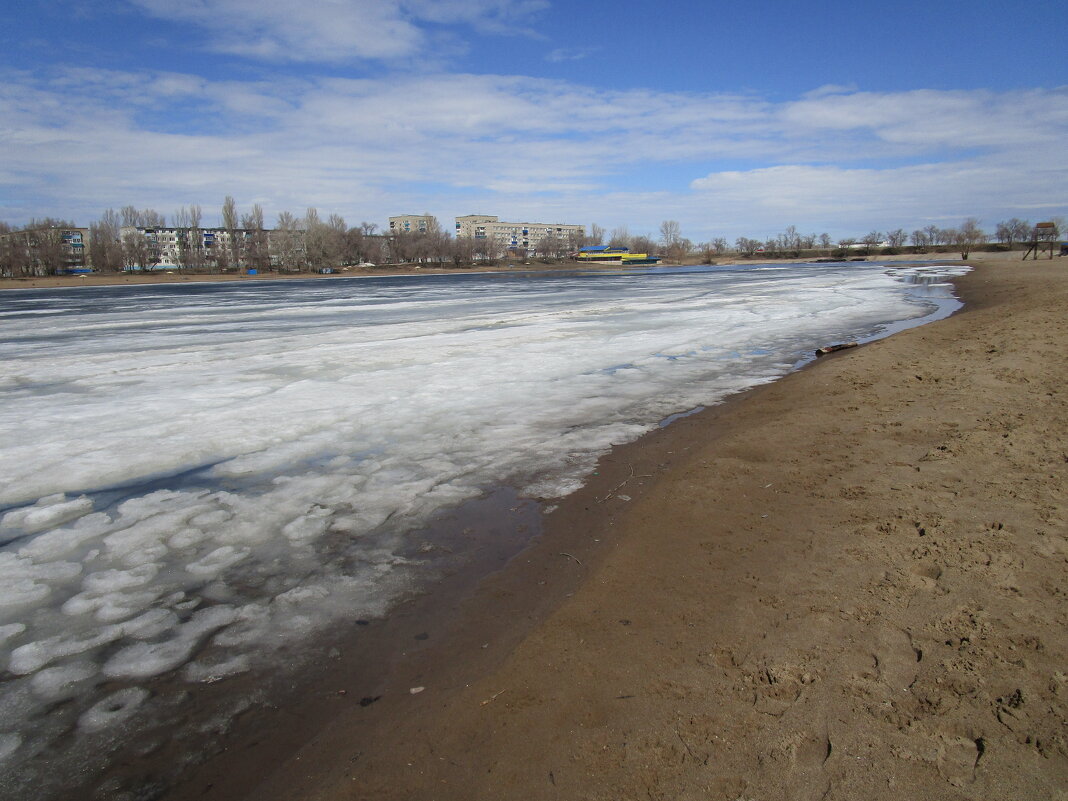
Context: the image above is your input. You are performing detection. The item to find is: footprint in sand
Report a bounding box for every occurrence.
[936,734,982,787]
[872,628,921,691]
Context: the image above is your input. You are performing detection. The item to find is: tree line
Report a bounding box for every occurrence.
[0,201,388,276]
[564,217,1058,264]
[2,204,1062,277]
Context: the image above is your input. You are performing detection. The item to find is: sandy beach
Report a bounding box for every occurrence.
[113,255,1061,801]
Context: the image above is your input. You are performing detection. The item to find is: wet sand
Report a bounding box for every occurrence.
[140,256,1066,801]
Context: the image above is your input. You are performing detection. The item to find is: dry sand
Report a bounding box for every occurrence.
[162,257,1065,801]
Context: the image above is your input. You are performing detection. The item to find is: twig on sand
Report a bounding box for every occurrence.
[676,727,703,764]
[598,465,652,503]
[480,690,507,706]
[559,552,583,566]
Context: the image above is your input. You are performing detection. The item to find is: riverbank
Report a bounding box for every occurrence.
[1,250,1030,292]
[147,256,1066,801]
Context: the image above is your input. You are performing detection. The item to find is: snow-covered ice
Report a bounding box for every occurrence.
[0,262,967,794]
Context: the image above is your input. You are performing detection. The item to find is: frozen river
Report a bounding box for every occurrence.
[0,261,966,797]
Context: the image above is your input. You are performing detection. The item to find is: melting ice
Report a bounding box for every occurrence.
[0,262,966,794]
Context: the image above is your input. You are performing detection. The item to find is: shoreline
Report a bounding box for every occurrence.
[149,256,1067,801]
[0,250,1011,293]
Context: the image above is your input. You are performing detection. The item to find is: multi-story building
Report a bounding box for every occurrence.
[0,226,90,276]
[388,215,434,235]
[454,215,584,256]
[118,226,306,270]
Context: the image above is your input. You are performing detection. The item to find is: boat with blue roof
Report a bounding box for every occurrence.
[572,246,661,265]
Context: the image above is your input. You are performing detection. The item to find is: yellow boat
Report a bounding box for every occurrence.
[573,246,660,265]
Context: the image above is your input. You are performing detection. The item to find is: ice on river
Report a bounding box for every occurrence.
[0,262,967,790]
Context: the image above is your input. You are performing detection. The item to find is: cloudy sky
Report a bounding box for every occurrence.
[2,0,1066,241]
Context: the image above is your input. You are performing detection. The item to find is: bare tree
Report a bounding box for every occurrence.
[89,209,123,272]
[588,224,605,246]
[173,207,192,271]
[735,237,760,257]
[954,218,985,259]
[886,228,908,251]
[272,211,304,271]
[565,229,586,255]
[995,218,1030,248]
[658,220,690,261]
[340,221,382,265]
[169,203,205,273]
[608,226,630,248]
[630,235,656,257]
[189,204,205,270]
[421,215,450,264]
[781,225,801,255]
[304,208,349,270]
[862,230,883,254]
[120,206,165,229]
[451,235,476,267]
[389,230,415,264]
[659,220,681,247]
[910,229,929,250]
[474,233,501,263]
[21,219,78,275]
[326,213,348,267]
[122,227,158,271]
[534,232,555,259]
[222,196,240,269]
[240,205,269,271]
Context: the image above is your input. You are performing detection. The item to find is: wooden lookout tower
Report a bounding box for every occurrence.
[1022,221,1059,260]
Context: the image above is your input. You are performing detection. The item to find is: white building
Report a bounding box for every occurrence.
[454,215,584,256]
[119,226,305,270]
[388,215,435,235]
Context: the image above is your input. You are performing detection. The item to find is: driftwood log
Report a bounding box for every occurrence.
[815,341,859,356]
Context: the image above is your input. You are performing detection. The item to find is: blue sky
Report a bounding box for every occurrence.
[2,0,1066,241]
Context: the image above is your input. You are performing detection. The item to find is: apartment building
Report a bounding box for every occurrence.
[119,226,306,270]
[454,215,584,256]
[388,215,435,235]
[0,226,90,276]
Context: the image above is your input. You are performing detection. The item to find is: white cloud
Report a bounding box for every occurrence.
[780,88,1068,149]
[545,47,596,63]
[1,67,1066,239]
[127,0,547,63]
[688,159,1067,234]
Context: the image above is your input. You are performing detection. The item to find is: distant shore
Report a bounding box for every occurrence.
[144,256,1067,801]
[1,251,1028,293]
